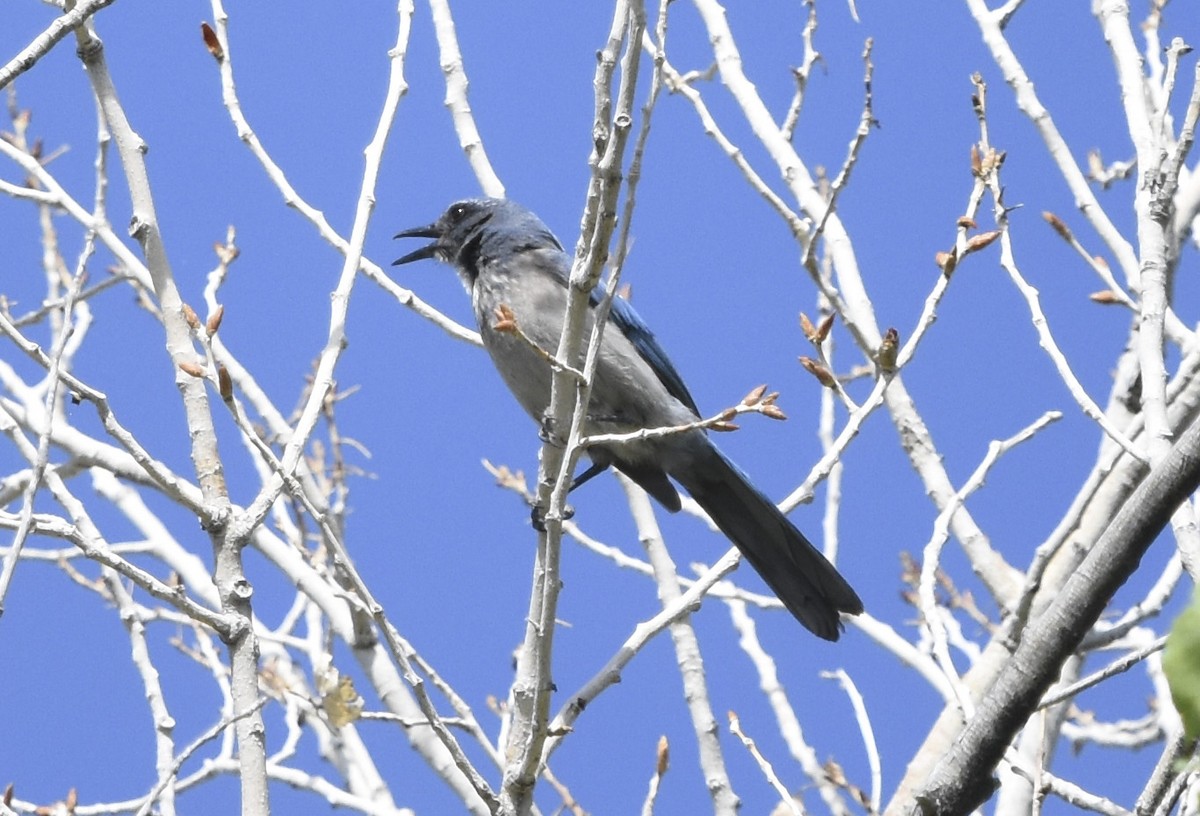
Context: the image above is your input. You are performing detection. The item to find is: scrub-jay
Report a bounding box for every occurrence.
[394,198,862,640]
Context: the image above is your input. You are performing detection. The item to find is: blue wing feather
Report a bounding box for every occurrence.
[535,237,701,418]
[602,293,701,417]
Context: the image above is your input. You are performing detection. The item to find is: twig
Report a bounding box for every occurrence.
[1040,212,1138,310]
[802,37,876,267]
[0,178,60,206]
[106,573,181,816]
[542,547,742,765]
[967,0,1141,286]
[492,305,587,383]
[729,601,852,816]
[640,736,670,816]
[0,311,203,513]
[504,4,648,812]
[1135,731,1195,816]
[1037,636,1166,709]
[918,411,1062,716]
[0,240,89,612]
[1096,0,1172,472]
[822,669,881,814]
[971,79,1147,465]
[237,0,409,531]
[728,712,802,815]
[581,388,784,447]
[75,10,260,809]
[621,474,738,814]
[0,410,232,633]
[0,135,158,302]
[779,2,819,142]
[651,44,807,239]
[204,0,477,347]
[1007,761,1132,816]
[0,0,116,91]
[427,0,504,197]
[1083,552,1182,648]
[6,273,128,328]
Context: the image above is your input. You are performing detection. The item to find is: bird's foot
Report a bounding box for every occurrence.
[537,413,565,446]
[529,501,575,532]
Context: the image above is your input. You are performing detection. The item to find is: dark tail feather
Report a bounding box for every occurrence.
[672,443,863,640]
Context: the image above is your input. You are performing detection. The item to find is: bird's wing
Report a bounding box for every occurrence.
[602,295,701,417]
[529,244,701,418]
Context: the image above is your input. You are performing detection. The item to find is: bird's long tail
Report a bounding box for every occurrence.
[671,442,863,640]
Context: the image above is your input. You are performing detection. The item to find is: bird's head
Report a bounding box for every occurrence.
[393,198,562,280]
[393,198,499,268]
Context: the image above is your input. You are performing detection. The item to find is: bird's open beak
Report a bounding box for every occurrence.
[393,224,442,266]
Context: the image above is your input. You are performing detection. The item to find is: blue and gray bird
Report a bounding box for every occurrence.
[394,198,862,640]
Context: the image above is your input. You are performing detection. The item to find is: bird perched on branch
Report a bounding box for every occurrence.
[394,198,862,640]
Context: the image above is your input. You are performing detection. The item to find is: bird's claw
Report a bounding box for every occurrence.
[537,413,565,446]
[529,501,574,532]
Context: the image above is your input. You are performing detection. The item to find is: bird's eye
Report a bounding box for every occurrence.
[448,203,468,222]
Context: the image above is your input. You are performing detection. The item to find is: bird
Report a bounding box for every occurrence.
[394,198,863,640]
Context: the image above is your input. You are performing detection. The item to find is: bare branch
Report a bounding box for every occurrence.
[0,0,116,91]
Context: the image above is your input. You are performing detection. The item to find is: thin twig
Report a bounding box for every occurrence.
[730,600,852,816]
[728,712,801,816]
[0,0,117,91]
[622,473,738,814]
[1038,636,1166,709]
[802,37,876,268]
[542,547,742,765]
[205,0,477,346]
[822,669,881,814]
[917,411,1062,715]
[427,0,504,197]
[0,240,89,612]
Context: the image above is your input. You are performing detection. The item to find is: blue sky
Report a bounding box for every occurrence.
[2,2,1198,814]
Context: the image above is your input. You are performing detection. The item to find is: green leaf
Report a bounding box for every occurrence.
[1163,586,1200,740]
